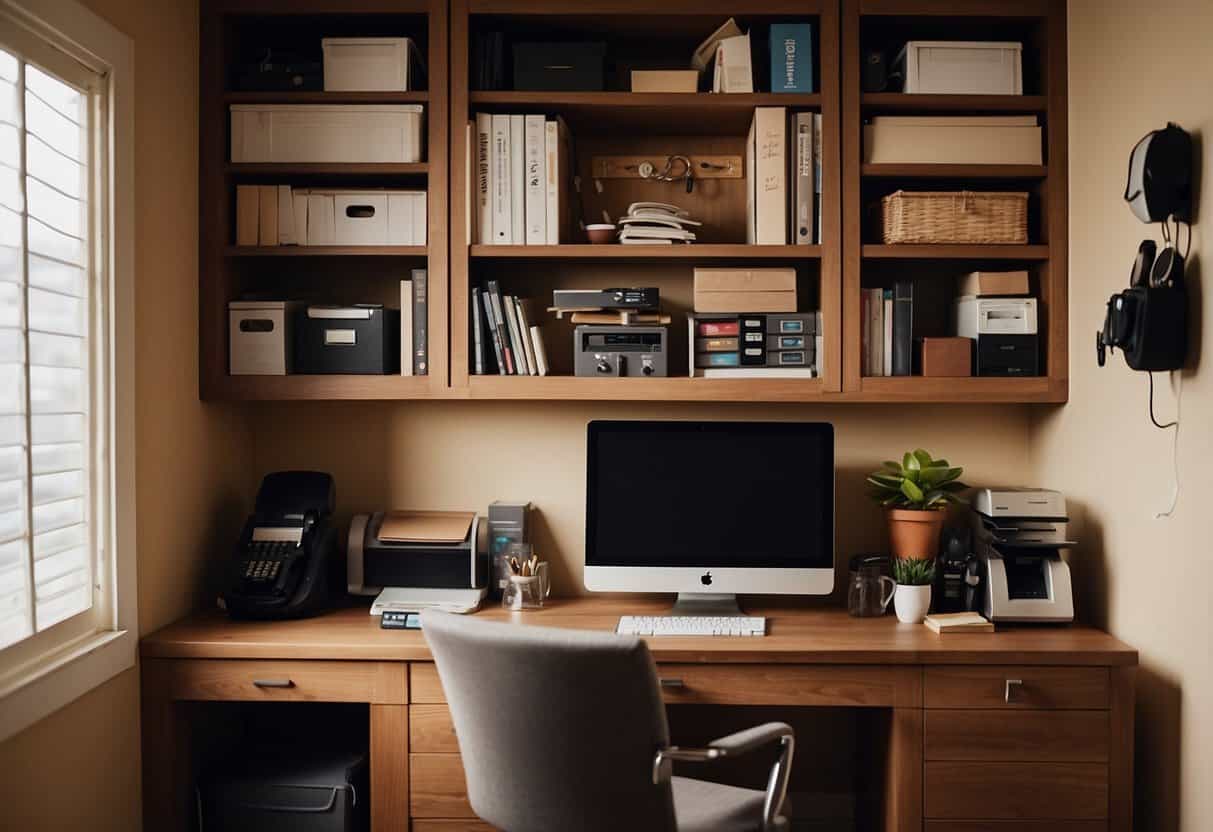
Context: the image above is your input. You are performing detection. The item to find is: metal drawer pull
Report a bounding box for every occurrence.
[1005,678,1023,703]
[252,678,295,689]
[659,678,685,689]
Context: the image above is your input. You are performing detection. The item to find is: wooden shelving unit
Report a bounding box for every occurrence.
[199,0,448,401]
[841,0,1068,403]
[197,0,1067,403]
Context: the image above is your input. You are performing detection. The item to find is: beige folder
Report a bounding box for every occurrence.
[378,510,475,544]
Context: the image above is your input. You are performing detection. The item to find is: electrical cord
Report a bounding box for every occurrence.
[1152,371,1183,519]
[1147,371,1177,429]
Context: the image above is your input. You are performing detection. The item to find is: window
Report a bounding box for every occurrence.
[0,0,134,742]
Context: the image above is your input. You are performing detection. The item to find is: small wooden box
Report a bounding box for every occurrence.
[631,70,699,93]
[919,337,973,377]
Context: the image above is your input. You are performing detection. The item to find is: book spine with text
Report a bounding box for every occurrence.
[412,268,427,375]
[524,115,546,244]
[882,289,893,378]
[486,280,514,373]
[893,281,913,376]
[753,107,787,244]
[475,113,492,244]
[481,287,505,374]
[813,113,823,243]
[491,114,511,243]
[503,293,529,375]
[399,279,414,376]
[795,112,813,244]
[509,114,526,245]
[471,287,485,375]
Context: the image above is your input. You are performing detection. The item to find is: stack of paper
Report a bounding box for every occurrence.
[924,612,995,634]
[617,202,701,245]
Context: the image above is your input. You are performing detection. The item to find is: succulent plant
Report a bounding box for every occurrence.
[892,556,936,586]
[867,449,967,511]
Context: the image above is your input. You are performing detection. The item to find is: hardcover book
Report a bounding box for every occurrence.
[769,23,813,93]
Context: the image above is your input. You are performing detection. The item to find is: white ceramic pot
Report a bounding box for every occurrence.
[894,584,931,624]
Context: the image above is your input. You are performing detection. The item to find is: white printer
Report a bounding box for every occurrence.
[970,488,1074,623]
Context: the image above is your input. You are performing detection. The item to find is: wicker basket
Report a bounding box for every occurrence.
[880,190,1029,244]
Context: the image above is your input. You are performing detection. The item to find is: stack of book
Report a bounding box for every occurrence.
[470,113,573,245]
[746,107,823,245]
[617,203,700,245]
[688,312,820,379]
[861,282,912,377]
[471,280,549,376]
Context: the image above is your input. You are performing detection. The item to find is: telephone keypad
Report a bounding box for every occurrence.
[241,540,297,583]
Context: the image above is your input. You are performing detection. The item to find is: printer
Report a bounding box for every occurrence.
[970,488,1075,623]
[348,511,488,614]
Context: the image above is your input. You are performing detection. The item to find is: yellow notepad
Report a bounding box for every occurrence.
[924,612,995,634]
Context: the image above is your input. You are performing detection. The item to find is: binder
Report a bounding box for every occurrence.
[490,114,511,243]
[750,107,787,244]
[795,112,814,245]
[524,114,547,244]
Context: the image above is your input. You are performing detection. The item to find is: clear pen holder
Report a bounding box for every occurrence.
[502,562,550,611]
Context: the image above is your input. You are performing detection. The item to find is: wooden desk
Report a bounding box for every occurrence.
[140,599,1137,831]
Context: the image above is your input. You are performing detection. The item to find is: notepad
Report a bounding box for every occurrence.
[378,511,475,544]
[924,612,995,634]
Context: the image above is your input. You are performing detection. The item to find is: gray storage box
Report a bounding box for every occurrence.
[197,751,368,832]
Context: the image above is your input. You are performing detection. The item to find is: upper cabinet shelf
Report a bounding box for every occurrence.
[469,244,822,260]
[861,93,1047,113]
[223,91,429,105]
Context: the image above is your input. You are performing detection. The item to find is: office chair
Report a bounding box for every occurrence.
[421,610,794,832]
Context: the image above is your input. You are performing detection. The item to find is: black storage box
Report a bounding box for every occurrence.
[513,42,606,91]
[975,334,1038,376]
[197,751,368,832]
[295,305,400,374]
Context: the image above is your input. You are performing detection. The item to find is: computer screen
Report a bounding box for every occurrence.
[585,421,834,570]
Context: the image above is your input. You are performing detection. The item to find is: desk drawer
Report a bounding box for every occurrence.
[149,658,407,704]
[925,762,1108,819]
[410,753,475,818]
[924,666,1109,709]
[925,710,1109,762]
[656,664,914,707]
[926,823,1107,832]
[412,703,460,753]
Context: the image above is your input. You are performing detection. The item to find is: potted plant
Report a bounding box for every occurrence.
[892,557,936,623]
[867,449,966,560]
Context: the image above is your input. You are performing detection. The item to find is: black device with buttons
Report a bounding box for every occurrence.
[573,325,668,377]
[222,471,339,620]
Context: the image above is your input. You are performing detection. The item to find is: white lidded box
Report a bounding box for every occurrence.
[230,105,424,163]
[322,37,424,91]
[301,189,427,246]
[229,301,299,375]
[895,41,1023,95]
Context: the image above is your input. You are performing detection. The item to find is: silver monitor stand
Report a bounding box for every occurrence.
[669,593,746,617]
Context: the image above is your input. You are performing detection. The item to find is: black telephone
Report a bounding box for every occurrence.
[221,471,338,620]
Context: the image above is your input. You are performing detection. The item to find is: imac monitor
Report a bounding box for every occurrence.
[584,420,834,613]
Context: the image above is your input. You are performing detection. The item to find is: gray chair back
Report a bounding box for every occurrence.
[421,610,677,832]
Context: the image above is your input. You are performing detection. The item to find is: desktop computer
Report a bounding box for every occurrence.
[584,420,834,636]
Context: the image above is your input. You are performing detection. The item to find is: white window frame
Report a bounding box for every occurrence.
[0,0,135,744]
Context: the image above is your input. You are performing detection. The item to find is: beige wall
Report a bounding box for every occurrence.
[0,1,253,830]
[1029,1,1213,828]
[252,402,1032,598]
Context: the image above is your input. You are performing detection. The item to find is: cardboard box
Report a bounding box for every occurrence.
[864,116,1041,165]
[957,269,1030,297]
[229,301,298,375]
[230,104,424,163]
[257,184,278,246]
[919,337,973,377]
[630,70,699,93]
[322,37,421,92]
[895,41,1022,95]
[302,189,426,245]
[694,268,797,313]
[235,185,259,246]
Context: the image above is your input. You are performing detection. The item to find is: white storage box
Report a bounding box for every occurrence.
[895,41,1023,95]
[229,301,299,375]
[230,105,424,163]
[302,189,427,246]
[322,37,423,92]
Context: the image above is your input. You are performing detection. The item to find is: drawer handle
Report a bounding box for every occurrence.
[1004,678,1023,703]
[252,678,295,689]
[659,678,685,689]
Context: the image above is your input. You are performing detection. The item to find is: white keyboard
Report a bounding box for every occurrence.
[617,615,767,637]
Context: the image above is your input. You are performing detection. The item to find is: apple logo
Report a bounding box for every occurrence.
[700,571,713,586]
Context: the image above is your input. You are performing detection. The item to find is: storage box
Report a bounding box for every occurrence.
[322,37,423,92]
[229,301,298,375]
[295,305,400,374]
[197,751,368,832]
[864,116,1041,165]
[513,42,606,91]
[957,270,1030,297]
[693,268,797,313]
[230,105,424,163]
[918,337,973,377]
[630,70,698,93]
[880,190,1028,244]
[301,189,427,246]
[895,41,1023,95]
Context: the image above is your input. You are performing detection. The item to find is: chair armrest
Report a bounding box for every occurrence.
[707,722,794,756]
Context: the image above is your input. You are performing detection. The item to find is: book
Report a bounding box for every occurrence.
[490,114,511,243]
[514,297,539,376]
[509,114,525,245]
[529,325,549,376]
[258,184,278,246]
[292,190,309,245]
[399,278,414,376]
[524,115,547,244]
[883,289,893,378]
[544,119,560,244]
[471,287,486,375]
[277,185,295,245]
[794,112,814,244]
[769,23,813,93]
[502,293,529,375]
[475,112,492,244]
[692,17,742,74]
[235,185,258,246]
[893,280,913,376]
[749,107,787,244]
[924,612,994,634]
[481,286,505,374]
[812,113,823,243]
[412,268,427,375]
[714,32,753,93]
[867,288,883,376]
[485,280,514,373]
[466,121,475,244]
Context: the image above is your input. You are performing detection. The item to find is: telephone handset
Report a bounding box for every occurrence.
[221,471,338,620]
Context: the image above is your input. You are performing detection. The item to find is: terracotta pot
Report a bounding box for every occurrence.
[887,508,945,559]
[894,584,932,624]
